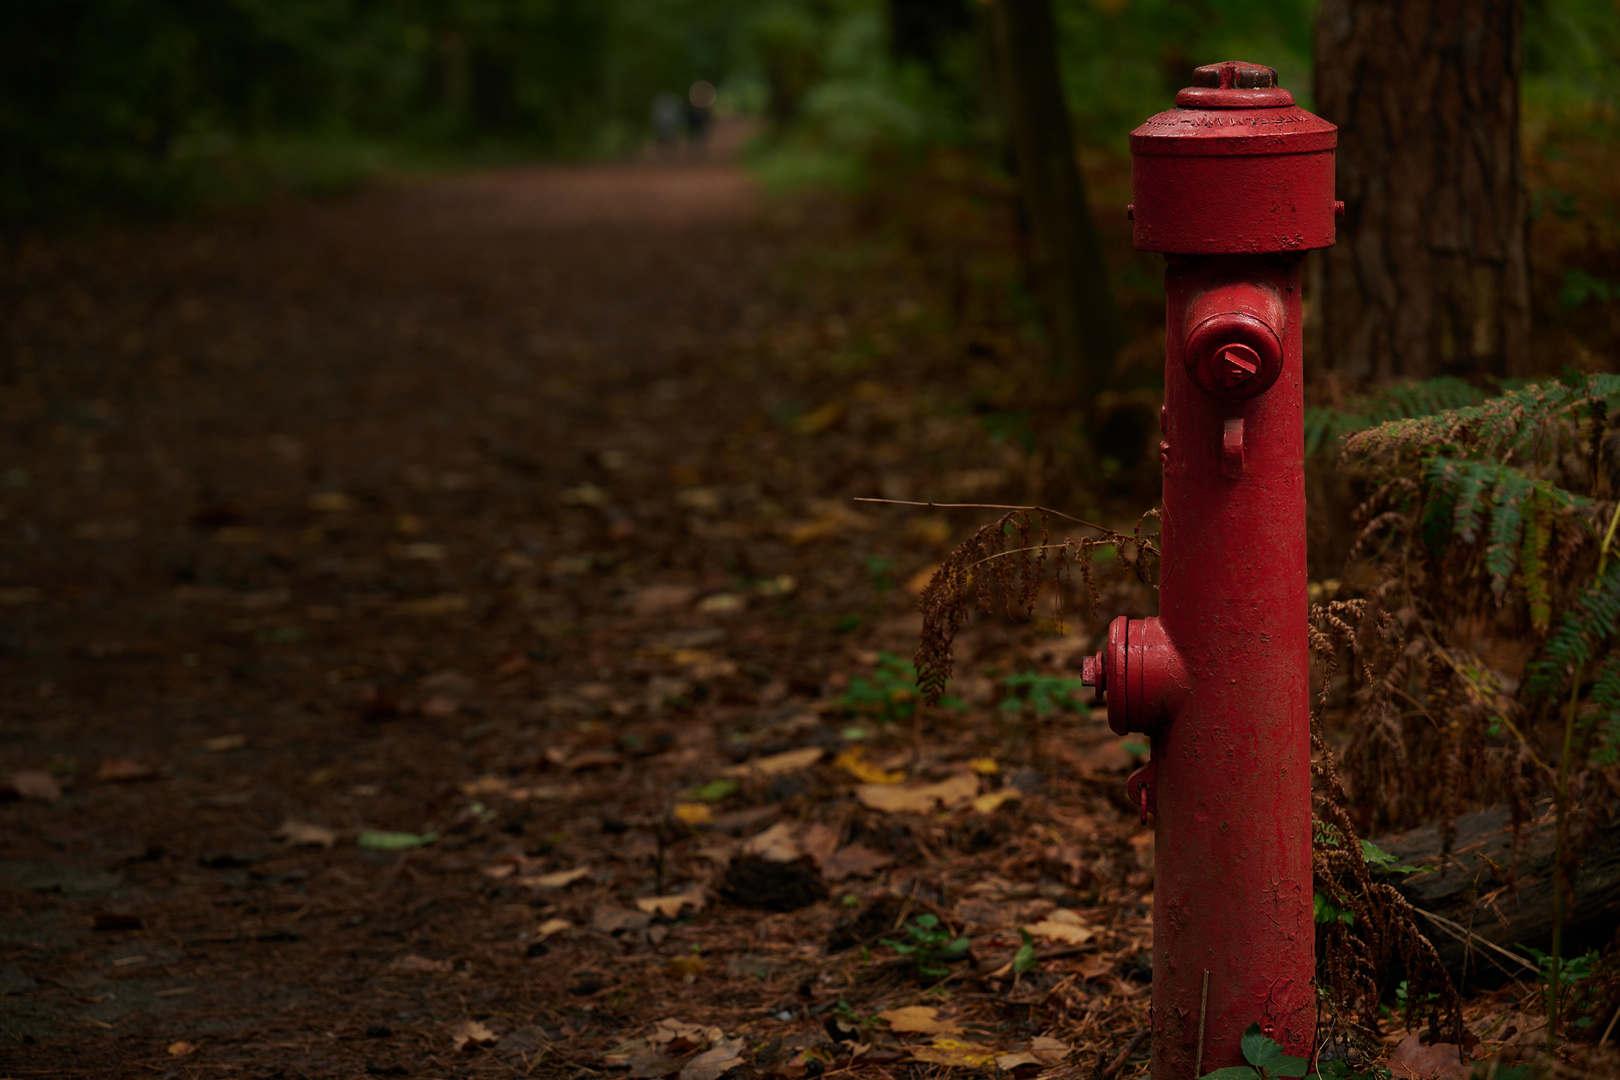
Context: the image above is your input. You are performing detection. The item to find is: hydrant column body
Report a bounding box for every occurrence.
[1096,62,1338,1078]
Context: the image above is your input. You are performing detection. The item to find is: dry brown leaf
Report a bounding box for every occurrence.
[204,735,245,752]
[386,954,453,975]
[96,758,156,783]
[651,1017,723,1051]
[481,862,517,880]
[635,888,706,919]
[799,822,840,865]
[876,1006,962,1035]
[856,773,977,814]
[536,918,572,939]
[274,817,338,849]
[822,843,892,880]
[679,1036,746,1080]
[529,866,590,889]
[994,1051,1042,1072]
[632,584,699,615]
[392,592,468,617]
[591,906,652,935]
[167,1041,198,1057]
[6,770,62,802]
[1024,908,1094,945]
[720,746,822,777]
[451,1018,497,1052]
[1386,1032,1472,1080]
[1031,1036,1072,1064]
[741,822,800,862]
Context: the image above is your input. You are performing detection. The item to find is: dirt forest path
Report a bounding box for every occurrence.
[0,134,1158,1079]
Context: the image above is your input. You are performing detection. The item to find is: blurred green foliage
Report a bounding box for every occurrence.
[8,0,1620,225]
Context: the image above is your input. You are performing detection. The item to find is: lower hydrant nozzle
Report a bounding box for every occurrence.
[1082,615,1186,736]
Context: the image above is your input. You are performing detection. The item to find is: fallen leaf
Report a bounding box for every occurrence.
[392,593,469,617]
[632,584,699,615]
[721,746,823,777]
[560,483,607,507]
[666,955,704,977]
[652,1017,724,1051]
[96,758,156,783]
[856,773,977,814]
[6,770,61,802]
[529,866,590,889]
[834,747,904,785]
[1024,908,1094,945]
[1031,1036,1072,1064]
[793,401,844,435]
[635,888,706,919]
[680,1036,746,1080]
[994,1051,1042,1072]
[307,491,352,512]
[386,954,453,975]
[968,757,999,775]
[822,844,892,880]
[799,822,840,865]
[741,822,800,862]
[591,906,652,935]
[274,818,338,849]
[685,778,739,802]
[356,829,438,851]
[696,592,745,615]
[167,1041,197,1057]
[204,735,245,752]
[911,1038,998,1068]
[451,1018,497,1052]
[1387,1032,1472,1080]
[877,1006,962,1035]
[536,918,572,939]
[970,783,1022,814]
[673,802,714,826]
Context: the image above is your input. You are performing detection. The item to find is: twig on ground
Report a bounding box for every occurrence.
[1098,1025,1149,1080]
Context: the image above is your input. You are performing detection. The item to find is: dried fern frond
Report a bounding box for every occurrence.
[913,507,1159,705]
[1343,372,1620,468]
[1305,375,1488,457]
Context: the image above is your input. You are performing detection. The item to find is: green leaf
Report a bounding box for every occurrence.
[1314,891,1355,925]
[1268,1053,1311,1078]
[357,829,438,850]
[1199,1068,1260,1080]
[1012,928,1038,974]
[1240,1024,1269,1067]
[684,779,740,802]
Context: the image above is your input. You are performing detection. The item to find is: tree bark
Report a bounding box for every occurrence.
[1371,800,1620,987]
[1313,0,1531,381]
[988,0,1118,412]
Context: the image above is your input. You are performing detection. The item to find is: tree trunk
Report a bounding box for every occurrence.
[988,0,1118,412]
[1370,800,1620,987]
[1313,0,1531,381]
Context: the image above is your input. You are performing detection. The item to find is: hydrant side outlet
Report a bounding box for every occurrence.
[1107,62,1335,1079]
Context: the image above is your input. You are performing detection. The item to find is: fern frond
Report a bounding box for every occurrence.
[1521,502,1553,632]
[1343,373,1620,467]
[1589,654,1620,767]
[1526,560,1620,698]
[1305,377,1487,457]
[1420,457,1581,602]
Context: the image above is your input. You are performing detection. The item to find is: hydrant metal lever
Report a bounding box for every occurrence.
[1083,60,1338,1079]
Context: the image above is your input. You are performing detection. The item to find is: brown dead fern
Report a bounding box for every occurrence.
[911,506,1159,705]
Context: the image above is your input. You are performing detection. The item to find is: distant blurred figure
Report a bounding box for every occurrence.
[686,80,717,157]
[650,91,683,155]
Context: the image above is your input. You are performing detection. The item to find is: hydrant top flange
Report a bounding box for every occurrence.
[1129,61,1338,254]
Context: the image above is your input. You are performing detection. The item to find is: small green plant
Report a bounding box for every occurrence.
[998,672,1089,717]
[840,652,963,723]
[1199,1023,1310,1080]
[865,555,896,593]
[1012,928,1038,975]
[879,913,970,980]
[1522,946,1603,1029]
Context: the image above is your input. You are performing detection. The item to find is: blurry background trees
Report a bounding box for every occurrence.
[5,0,1617,402]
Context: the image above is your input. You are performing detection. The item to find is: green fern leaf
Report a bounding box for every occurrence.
[1590,654,1620,767]
[1521,503,1553,632]
[1528,561,1620,698]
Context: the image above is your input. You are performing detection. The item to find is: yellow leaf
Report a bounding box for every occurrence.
[673,802,714,826]
[834,747,904,785]
[968,757,999,775]
[167,1041,197,1057]
[912,1038,998,1068]
[971,790,1020,814]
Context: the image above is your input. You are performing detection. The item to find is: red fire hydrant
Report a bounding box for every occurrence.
[1082,61,1339,1077]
